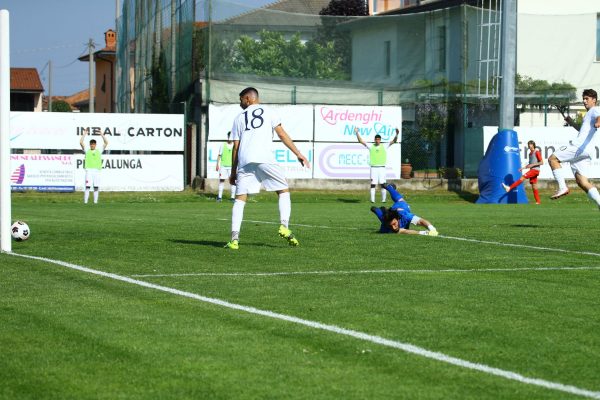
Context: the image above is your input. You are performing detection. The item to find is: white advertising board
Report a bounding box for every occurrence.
[73,154,184,191]
[313,142,401,179]
[483,126,600,178]
[10,112,184,151]
[314,105,402,143]
[206,141,313,179]
[208,104,313,141]
[11,154,75,192]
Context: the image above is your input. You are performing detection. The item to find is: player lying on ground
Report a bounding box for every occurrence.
[370,184,438,236]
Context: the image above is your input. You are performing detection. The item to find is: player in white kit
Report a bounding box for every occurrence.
[225,87,311,250]
[548,88,600,210]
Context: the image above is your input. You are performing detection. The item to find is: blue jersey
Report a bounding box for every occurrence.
[372,184,415,233]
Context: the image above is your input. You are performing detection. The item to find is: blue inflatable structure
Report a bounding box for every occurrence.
[476,129,528,204]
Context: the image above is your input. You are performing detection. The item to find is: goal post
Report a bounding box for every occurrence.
[0,9,11,252]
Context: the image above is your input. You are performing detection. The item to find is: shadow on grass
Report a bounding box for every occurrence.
[169,239,278,248]
[509,224,542,228]
[336,198,361,203]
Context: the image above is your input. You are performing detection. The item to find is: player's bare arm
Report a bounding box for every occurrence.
[595,116,600,128]
[274,125,311,168]
[564,116,582,131]
[229,140,240,186]
[354,127,367,148]
[388,128,399,148]
[79,127,89,151]
[100,131,108,150]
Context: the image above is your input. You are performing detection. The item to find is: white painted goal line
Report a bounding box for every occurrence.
[130,265,600,278]
[6,251,600,400]
[216,218,600,258]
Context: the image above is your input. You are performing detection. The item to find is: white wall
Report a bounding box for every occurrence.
[519,1,599,15]
[517,5,600,91]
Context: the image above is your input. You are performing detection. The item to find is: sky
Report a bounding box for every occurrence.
[1,0,278,97]
[2,0,116,96]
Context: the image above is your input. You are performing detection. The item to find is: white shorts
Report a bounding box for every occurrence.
[370,166,386,185]
[235,163,289,195]
[85,169,101,188]
[552,144,592,177]
[219,166,232,180]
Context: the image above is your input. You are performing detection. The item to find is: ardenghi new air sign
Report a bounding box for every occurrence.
[9,112,184,151]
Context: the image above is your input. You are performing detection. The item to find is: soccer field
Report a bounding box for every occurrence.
[1,190,599,399]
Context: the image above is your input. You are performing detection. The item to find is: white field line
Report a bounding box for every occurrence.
[130,266,600,278]
[216,218,600,258]
[6,251,600,400]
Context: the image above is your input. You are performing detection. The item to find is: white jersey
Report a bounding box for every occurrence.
[572,106,600,152]
[231,104,281,168]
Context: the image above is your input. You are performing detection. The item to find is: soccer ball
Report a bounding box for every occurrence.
[11,221,30,241]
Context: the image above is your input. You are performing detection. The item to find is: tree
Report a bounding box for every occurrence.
[50,100,72,112]
[320,0,367,16]
[148,50,170,113]
[315,0,368,77]
[222,30,347,80]
[515,74,576,109]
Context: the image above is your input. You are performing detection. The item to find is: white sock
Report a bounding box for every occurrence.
[370,188,375,202]
[279,192,291,228]
[230,185,236,199]
[217,182,224,198]
[427,224,436,231]
[84,188,90,204]
[552,168,567,191]
[381,188,387,202]
[231,199,245,240]
[93,190,99,204]
[587,187,600,206]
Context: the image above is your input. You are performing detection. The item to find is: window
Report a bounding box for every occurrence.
[437,26,446,72]
[384,40,391,77]
[597,14,600,61]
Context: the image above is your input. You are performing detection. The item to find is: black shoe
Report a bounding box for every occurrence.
[370,206,377,213]
[388,183,397,191]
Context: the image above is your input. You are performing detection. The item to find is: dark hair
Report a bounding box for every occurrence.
[239,87,259,97]
[582,89,597,99]
[527,140,536,147]
[374,134,382,140]
[382,208,400,233]
[90,139,97,145]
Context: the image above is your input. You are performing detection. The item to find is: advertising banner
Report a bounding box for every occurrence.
[208,104,313,141]
[314,105,402,143]
[10,154,75,192]
[74,154,184,191]
[206,141,313,179]
[313,142,401,179]
[483,126,600,178]
[10,112,184,151]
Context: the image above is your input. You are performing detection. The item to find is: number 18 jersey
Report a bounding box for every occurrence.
[231,104,281,168]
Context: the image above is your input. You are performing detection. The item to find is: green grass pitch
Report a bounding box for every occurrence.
[1,189,599,399]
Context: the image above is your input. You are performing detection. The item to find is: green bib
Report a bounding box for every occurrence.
[221,144,233,167]
[369,145,387,166]
[85,149,102,170]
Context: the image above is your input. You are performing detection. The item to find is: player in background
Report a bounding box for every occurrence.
[370,183,438,236]
[502,140,543,204]
[79,128,108,204]
[216,131,236,202]
[225,87,311,250]
[355,127,399,203]
[548,88,600,209]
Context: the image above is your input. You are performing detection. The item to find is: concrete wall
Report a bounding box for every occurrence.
[198,177,572,194]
